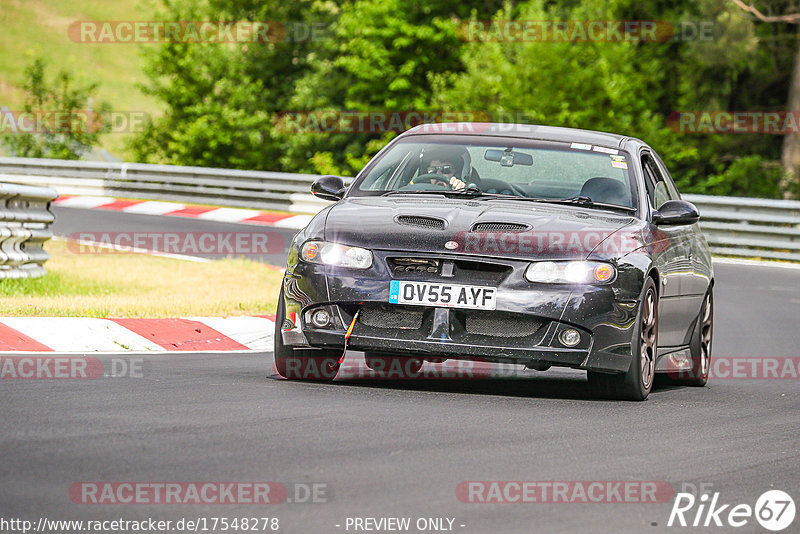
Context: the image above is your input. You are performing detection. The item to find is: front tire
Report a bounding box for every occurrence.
[274,287,341,381]
[588,277,658,401]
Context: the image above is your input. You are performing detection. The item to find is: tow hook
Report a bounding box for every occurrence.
[338,309,360,364]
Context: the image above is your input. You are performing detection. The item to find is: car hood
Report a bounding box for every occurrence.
[323,196,636,261]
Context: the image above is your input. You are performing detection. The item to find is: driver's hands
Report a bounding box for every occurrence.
[449,176,466,190]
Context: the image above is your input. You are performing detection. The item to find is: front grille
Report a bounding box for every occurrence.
[465,311,543,338]
[471,222,530,232]
[389,257,441,274]
[454,259,512,273]
[360,305,424,330]
[396,215,446,230]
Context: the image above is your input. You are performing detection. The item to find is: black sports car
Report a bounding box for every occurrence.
[274,123,714,400]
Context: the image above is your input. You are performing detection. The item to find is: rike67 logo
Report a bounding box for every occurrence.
[668,490,795,531]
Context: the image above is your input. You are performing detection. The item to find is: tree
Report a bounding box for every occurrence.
[131,0,335,169]
[133,0,506,175]
[1,57,111,160]
[432,0,797,197]
[132,0,799,198]
[731,0,800,198]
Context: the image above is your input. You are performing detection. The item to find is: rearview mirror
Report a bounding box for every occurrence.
[484,149,533,166]
[311,175,346,201]
[652,200,700,226]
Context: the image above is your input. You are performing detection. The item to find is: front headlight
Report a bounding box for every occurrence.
[300,241,373,269]
[525,261,616,284]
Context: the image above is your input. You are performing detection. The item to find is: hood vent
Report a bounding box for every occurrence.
[471,222,530,232]
[396,215,446,230]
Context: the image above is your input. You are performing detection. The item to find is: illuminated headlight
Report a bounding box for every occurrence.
[301,241,373,269]
[525,261,616,284]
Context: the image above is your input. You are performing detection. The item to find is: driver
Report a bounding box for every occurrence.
[417,145,469,190]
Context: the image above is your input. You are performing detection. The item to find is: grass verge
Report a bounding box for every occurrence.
[0,239,283,317]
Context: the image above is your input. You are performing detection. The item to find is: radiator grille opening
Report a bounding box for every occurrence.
[360,305,425,330]
[454,260,512,273]
[465,311,543,338]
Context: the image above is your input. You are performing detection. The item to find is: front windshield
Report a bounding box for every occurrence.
[351,136,637,209]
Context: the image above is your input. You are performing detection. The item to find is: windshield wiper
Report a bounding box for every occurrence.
[560,195,594,205]
[381,187,486,198]
[548,196,637,213]
[380,190,448,197]
[480,194,637,213]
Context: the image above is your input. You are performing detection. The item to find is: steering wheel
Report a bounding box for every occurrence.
[401,173,453,190]
[481,178,527,196]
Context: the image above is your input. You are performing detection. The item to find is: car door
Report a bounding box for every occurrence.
[652,151,711,301]
[640,150,693,348]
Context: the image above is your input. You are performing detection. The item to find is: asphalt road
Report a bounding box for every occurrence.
[1,208,798,533]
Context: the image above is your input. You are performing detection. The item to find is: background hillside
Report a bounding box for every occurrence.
[0,0,159,159]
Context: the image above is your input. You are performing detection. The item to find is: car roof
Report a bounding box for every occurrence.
[401,123,631,148]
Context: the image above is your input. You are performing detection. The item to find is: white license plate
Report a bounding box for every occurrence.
[389,280,497,310]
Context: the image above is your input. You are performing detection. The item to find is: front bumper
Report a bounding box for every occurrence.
[281,251,643,374]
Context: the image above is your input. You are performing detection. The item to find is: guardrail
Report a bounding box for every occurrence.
[684,194,800,262]
[0,181,58,279]
[0,157,333,214]
[0,157,798,262]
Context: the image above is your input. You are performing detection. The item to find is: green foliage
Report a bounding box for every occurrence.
[128,0,798,197]
[1,57,111,160]
[131,0,337,169]
[693,155,785,198]
[278,0,502,175]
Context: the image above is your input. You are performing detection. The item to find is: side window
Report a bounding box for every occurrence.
[654,181,671,208]
[641,153,672,209]
[651,151,681,200]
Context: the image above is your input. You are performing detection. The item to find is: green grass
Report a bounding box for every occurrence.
[0,269,112,298]
[0,239,284,317]
[0,0,161,160]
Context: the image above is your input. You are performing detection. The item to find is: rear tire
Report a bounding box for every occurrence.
[588,277,658,401]
[672,287,713,386]
[274,288,340,381]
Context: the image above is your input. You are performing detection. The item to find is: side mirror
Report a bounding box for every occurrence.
[652,200,700,226]
[311,175,346,201]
